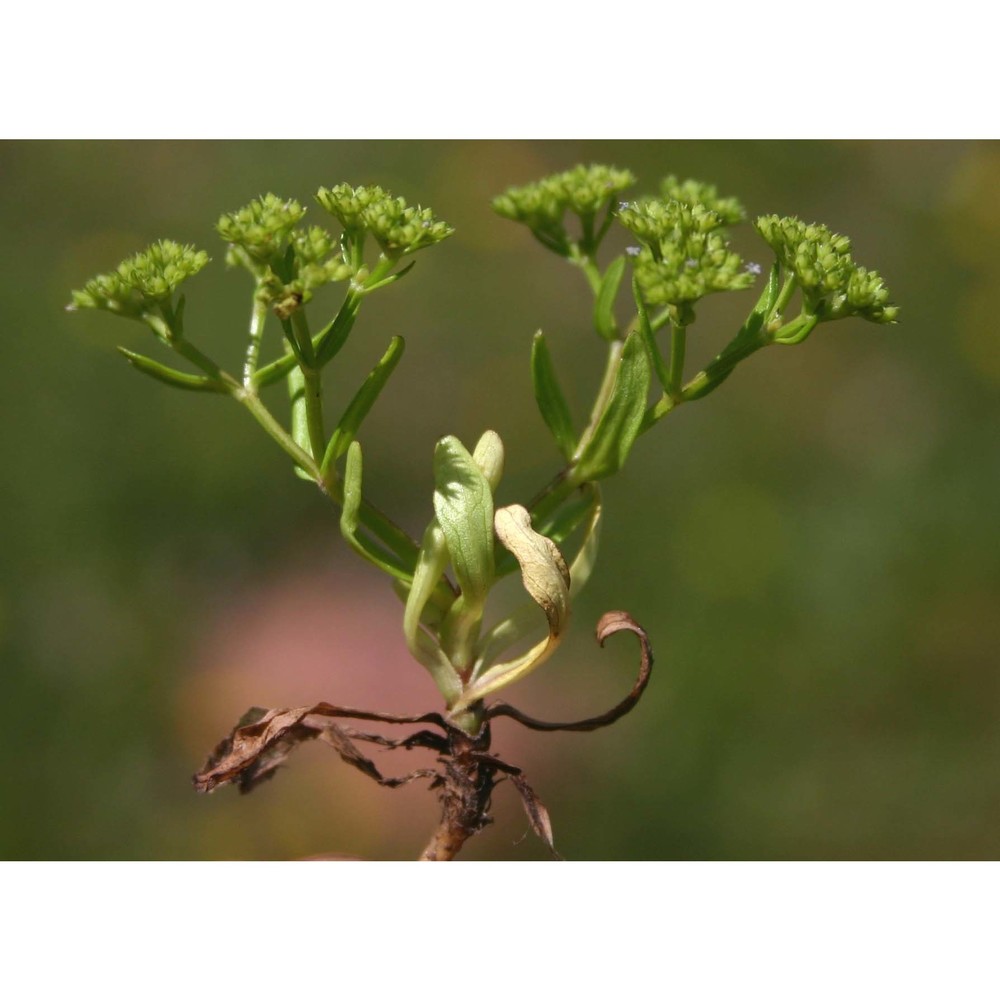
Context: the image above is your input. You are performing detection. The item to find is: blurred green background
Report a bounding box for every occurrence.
[1,140,997,860]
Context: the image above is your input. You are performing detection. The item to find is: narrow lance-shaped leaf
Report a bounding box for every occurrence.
[322,336,405,476]
[404,518,462,706]
[568,485,602,598]
[631,277,670,394]
[531,331,576,460]
[682,261,782,403]
[116,347,227,393]
[315,294,361,367]
[339,442,412,584]
[288,365,313,481]
[573,328,651,482]
[434,436,497,670]
[593,256,626,341]
[453,505,570,711]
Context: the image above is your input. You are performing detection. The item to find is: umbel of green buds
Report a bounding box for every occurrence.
[216,193,306,264]
[68,240,210,317]
[754,214,899,324]
[619,199,755,309]
[315,183,454,257]
[492,163,635,256]
[659,175,747,225]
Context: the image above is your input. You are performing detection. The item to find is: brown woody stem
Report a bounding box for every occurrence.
[418,725,495,861]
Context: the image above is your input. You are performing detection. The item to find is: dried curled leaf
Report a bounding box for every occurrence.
[193,702,445,794]
[487,610,654,732]
[451,504,571,711]
[510,773,560,860]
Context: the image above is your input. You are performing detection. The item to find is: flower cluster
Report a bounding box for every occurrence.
[315,183,453,256]
[620,199,754,309]
[255,226,355,318]
[68,240,210,316]
[217,194,359,316]
[754,215,899,323]
[618,198,724,247]
[491,164,635,251]
[216,194,306,263]
[659,175,746,225]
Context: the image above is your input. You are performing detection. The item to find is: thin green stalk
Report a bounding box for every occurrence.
[770,276,796,324]
[681,333,767,401]
[290,311,326,461]
[667,326,687,398]
[571,338,624,463]
[640,393,677,432]
[568,244,602,295]
[360,254,398,294]
[238,391,319,476]
[242,297,268,388]
[321,470,421,569]
[172,338,237,388]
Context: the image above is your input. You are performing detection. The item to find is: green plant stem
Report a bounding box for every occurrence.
[325,473,421,567]
[242,298,268,388]
[568,244,602,295]
[171,338,235,386]
[571,338,624,464]
[290,311,326,461]
[641,393,677,431]
[650,307,673,332]
[238,390,318,475]
[667,325,687,398]
[681,332,766,401]
[238,384,423,570]
[770,276,796,325]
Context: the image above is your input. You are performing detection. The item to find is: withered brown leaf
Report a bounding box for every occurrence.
[486,609,654,732]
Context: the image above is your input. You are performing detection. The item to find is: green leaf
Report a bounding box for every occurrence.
[433,436,495,611]
[434,436,497,671]
[253,296,358,389]
[322,337,405,476]
[287,365,313,481]
[315,295,361,367]
[631,277,670,393]
[116,347,226,393]
[403,518,462,705]
[531,332,576,460]
[361,258,416,294]
[472,429,505,492]
[573,329,651,482]
[593,256,626,341]
[338,442,412,584]
[679,262,782,404]
[757,259,782,325]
